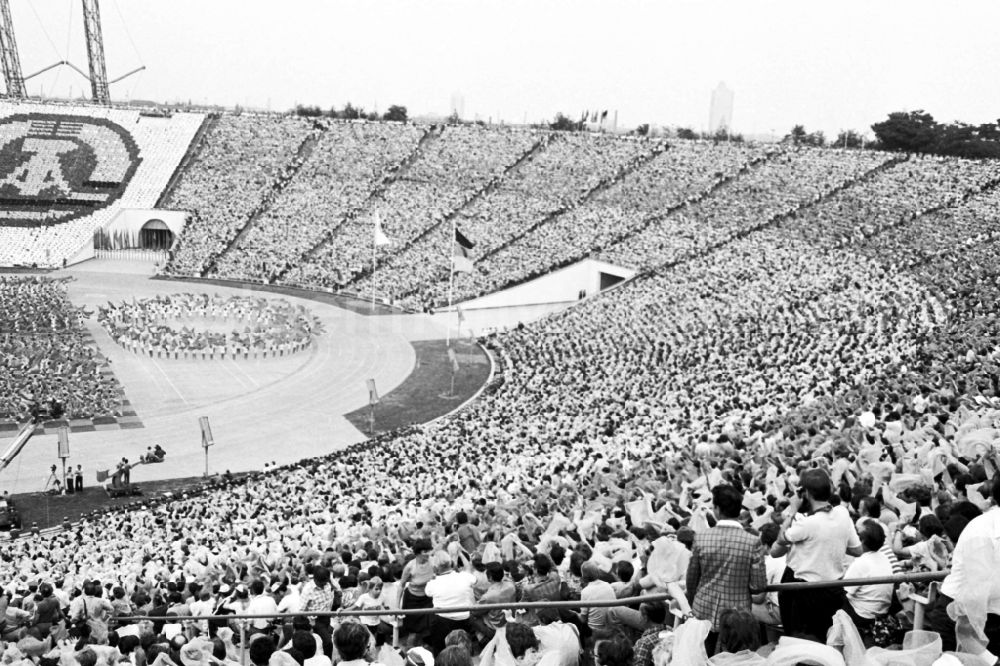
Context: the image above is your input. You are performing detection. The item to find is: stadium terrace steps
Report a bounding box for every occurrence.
[332,131,553,290]
[204,126,327,277]
[162,115,316,276]
[211,121,427,282]
[422,147,907,308]
[644,154,911,278]
[273,124,442,280]
[405,141,778,306]
[465,141,671,272]
[155,114,217,209]
[351,132,673,306]
[636,152,911,277]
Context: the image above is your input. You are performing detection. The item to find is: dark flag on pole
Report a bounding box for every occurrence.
[453,228,475,273]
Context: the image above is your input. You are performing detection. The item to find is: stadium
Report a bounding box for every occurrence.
[1,0,1000,664]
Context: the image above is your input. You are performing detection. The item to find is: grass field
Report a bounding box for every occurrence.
[344,339,492,434]
[12,341,491,530]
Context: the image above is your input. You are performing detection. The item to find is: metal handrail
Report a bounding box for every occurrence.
[113,570,949,623]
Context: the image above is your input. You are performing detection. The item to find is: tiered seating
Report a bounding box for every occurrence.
[6,139,1000,661]
[784,154,1000,247]
[212,121,425,281]
[163,114,315,276]
[401,140,775,305]
[0,102,203,266]
[598,146,894,269]
[285,124,543,289]
[348,131,665,302]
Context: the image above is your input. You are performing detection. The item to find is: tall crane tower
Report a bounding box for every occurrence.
[0,0,142,104]
[81,0,110,104]
[0,0,25,98]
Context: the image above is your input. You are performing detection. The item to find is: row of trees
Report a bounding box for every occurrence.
[783,113,1000,157]
[289,104,1000,158]
[871,111,1000,158]
[293,104,408,123]
[781,126,866,148]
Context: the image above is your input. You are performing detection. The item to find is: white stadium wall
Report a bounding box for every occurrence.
[102,208,188,243]
[0,102,204,267]
[457,258,636,311]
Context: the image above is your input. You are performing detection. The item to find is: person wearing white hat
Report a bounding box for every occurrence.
[404,647,434,666]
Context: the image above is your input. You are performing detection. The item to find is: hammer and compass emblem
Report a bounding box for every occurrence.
[0,114,142,226]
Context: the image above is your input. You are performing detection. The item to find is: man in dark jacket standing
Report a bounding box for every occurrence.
[686,484,766,654]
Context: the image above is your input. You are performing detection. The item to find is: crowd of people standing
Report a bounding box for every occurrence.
[0,276,123,422]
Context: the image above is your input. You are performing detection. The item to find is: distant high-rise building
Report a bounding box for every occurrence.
[709,82,734,134]
[450,92,465,119]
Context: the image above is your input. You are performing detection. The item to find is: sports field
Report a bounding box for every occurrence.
[0,259,492,496]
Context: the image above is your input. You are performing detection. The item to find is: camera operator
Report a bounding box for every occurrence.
[770,468,863,642]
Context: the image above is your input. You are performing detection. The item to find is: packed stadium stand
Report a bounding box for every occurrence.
[0,102,204,267]
[284,124,544,289]
[6,109,1000,662]
[213,120,426,281]
[162,114,315,276]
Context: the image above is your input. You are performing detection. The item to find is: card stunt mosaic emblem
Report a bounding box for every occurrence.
[0,114,142,227]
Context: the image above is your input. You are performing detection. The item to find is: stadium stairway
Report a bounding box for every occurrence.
[843,168,1000,248]
[461,141,671,273]
[156,114,218,209]
[201,125,328,277]
[319,131,554,289]
[641,152,913,278]
[607,144,781,251]
[424,149,910,309]
[272,124,442,281]
[402,142,781,306]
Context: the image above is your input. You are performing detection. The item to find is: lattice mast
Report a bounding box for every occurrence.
[0,0,25,98]
[81,0,110,104]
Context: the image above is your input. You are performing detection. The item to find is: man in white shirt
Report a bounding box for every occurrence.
[578,561,617,639]
[843,519,894,637]
[425,559,476,653]
[930,477,1000,664]
[771,469,862,642]
[189,591,216,636]
[244,580,279,633]
[276,582,301,615]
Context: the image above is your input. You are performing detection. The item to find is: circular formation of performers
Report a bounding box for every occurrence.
[97,294,324,360]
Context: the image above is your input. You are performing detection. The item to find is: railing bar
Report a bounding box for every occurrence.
[113,571,947,624]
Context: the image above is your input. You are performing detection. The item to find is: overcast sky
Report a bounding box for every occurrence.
[11,0,1000,137]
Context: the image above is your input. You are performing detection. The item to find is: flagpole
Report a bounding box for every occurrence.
[446,217,456,347]
[371,229,377,311]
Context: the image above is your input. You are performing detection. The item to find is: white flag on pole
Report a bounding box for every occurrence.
[374,212,391,247]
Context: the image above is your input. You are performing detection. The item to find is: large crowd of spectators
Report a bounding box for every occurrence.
[213,122,425,283]
[2,140,1000,664]
[422,145,888,307]
[287,125,541,290]
[348,132,663,303]
[164,115,316,276]
[0,277,123,421]
[9,117,1000,663]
